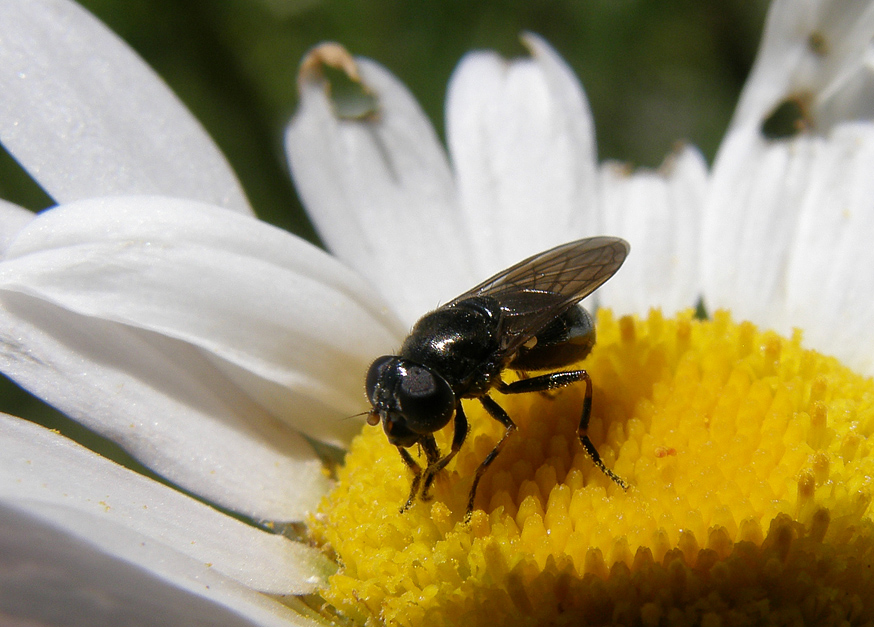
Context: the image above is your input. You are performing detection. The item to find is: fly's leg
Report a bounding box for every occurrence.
[399,434,441,512]
[397,448,422,512]
[498,371,628,490]
[466,395,517,520]
[420,403,469,501]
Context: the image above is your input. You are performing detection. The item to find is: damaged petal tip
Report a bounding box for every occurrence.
[761,94,812,140]
[297,42,379,120]
[519,31,540,51]
[298,42,361,90]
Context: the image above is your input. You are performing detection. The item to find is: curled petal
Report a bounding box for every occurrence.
[0,197,405,519]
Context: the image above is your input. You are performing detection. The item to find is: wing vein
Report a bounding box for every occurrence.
[446,237,629,359]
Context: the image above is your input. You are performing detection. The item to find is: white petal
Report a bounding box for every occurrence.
[0,198,34,256]
[1,416,329,625]
[0,422,334,625]
[705,122,874,373]
[783,124,874,375]
[447,33,599,278]
[286,44,475,325]
[0,0,251,213]
[705,0,874,359]
[598,146,708,316]
[730,0,874,133]
[0,197,405,520]
[1,507,323,627]
[704,128,811,330]
[2,196,404,443]
[0,295,328,523]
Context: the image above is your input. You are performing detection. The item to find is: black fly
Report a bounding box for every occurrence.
[365,237,630,518]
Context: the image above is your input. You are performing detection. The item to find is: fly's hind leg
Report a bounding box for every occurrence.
[498,371,627,490]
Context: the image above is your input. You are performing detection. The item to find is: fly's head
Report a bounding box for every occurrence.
[365,356,456,448]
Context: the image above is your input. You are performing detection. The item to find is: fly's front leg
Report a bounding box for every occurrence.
[498,371,628,490]
[421,402,469,501]
[466,395,517,520]
[399,434,441,512]
[397,447,422,513]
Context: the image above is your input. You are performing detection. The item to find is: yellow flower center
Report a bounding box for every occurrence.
[309,310,874,626]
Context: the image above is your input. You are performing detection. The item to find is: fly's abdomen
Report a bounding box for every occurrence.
[509,304,595,371]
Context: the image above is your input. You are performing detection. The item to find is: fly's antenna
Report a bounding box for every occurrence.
[344,409,383,426]
[343,410,370,421]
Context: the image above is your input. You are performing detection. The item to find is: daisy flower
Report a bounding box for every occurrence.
[2,1,874,627]
[288,2,874,625]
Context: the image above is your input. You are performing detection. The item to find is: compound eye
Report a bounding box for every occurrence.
[397,365,455,433]
[365,355,395,401]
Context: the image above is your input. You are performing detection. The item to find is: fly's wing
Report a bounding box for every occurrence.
[447,237,629,356]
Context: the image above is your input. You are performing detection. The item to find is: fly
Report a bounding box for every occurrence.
[365,237,630,518]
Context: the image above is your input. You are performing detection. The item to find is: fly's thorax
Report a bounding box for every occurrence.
[399,297,501,389]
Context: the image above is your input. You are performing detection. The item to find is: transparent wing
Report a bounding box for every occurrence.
[447,236,629,355]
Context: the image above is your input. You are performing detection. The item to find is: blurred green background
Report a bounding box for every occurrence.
[1,0,768,461]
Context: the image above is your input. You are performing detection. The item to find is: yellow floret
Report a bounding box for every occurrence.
[309,310,874,626]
